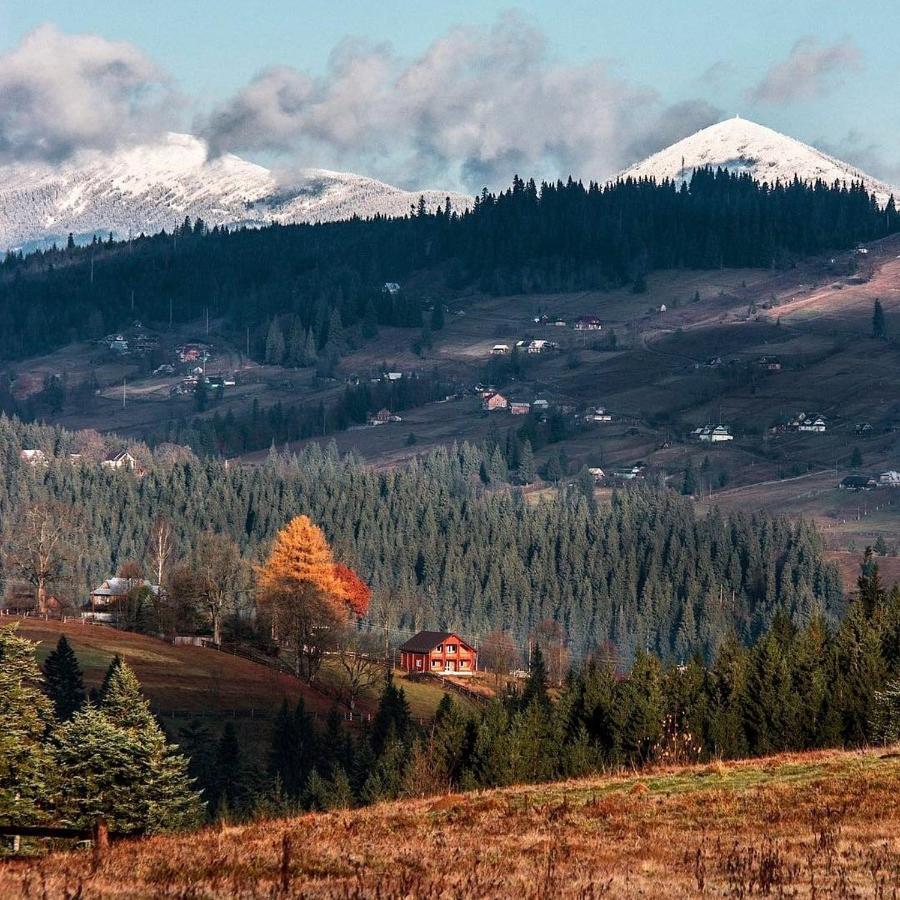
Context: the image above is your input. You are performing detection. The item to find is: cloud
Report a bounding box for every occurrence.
[750,36,861,105]
[818,130,900,187]
[0,24,173,164]
[200,13,721,190]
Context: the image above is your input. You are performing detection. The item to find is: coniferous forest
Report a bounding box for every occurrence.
[0,415,843,662]
[0,170,896,361]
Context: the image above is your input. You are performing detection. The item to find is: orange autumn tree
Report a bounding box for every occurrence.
[332,563,371,618]
[256,515,364,681]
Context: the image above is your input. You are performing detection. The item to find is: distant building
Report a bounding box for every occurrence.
[756,356,782,372]
[398,631,477,676]
[383,371,403,381]
[510,401,531,416]
[20,449,48,467]
[382,282,401,295]
[101,449,137,471]
[878,471,900,487]
[90,577,159,610]
[790,413,827,433]
[491,344,511,355]
[692,425,734,443]
[369,408,393,425]
[584,407,612,423]
[532,399,550,411]
[573,316,602,331]
[483,392,509,411]
[855,423,873,435]
[840,475,877,491]
[587,467,606,483]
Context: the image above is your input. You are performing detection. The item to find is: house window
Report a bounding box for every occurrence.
[460,660,468,668]
[416,658,423,669]
[435,644,443,652]
[446,644,456,654]
[432,659,440,668]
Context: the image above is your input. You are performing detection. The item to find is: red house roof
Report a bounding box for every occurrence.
[399,630,474,653]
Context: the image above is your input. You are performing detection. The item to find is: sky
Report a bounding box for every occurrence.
[1,1,898,191]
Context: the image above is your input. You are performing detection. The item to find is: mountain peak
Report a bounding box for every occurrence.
[618,118,897,205]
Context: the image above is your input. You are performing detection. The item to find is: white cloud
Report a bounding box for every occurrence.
[0,24,173,163]
[750,37,861,105]
[200,13,721,190]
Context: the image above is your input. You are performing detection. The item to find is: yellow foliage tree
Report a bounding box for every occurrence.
[256,515,350,681]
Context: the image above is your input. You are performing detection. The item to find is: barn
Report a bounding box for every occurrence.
[398,631,478,676]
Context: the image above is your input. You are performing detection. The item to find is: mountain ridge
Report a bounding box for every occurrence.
[0,132,471,251]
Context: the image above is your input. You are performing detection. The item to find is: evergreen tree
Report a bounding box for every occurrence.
[872,299,887,339]
[521,645,549,709]
[265,318,286,365]
[43,634,86,721]
[519,439,536,483]
[430,303,445,331]
[0,625,55,824]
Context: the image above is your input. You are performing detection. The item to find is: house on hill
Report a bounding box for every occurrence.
[692,424,734,443]
[790,413,827,433]
[483,392,508,411]
[840,475,877,491]
[20,448,48,467]
[879,470,900,488]
[491,344,510,356]
[102,449,137,471]
[573,316,602,331]
[399,631,477,675]
[510,401,531,416]
[89,577,159,611]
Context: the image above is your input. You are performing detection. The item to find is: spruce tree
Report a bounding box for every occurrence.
[43,634,86,721]
[0,625,55,824]
[872,299,887,339]
[522,645,549,709]
[519,439,536,483]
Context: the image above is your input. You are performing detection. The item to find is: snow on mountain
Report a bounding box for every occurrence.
[617,117,898,206]
[0,133,471,251]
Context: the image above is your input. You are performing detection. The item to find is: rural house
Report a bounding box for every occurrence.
[89,577,159,611]
[840,475,877,491]
[102,449,137,471]
[491,344,510,355]
[692,424,734,443]
[20,448,48,466]
[584,406,612,423]
[510,401,531,415]
[878,471,900,487]
[790,413,827,433]
[483,392,509,411]
[399,631,478,675]
[573,316,602,331]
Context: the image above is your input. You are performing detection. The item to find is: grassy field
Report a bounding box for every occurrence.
[2,746,897,897]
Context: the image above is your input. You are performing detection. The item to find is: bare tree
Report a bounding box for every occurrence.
[147,516,175,589]
[334,628,384,708]
[479,628,520,685]
[531,619,570,685]
[4,503,74,614]
[194,532,247,646]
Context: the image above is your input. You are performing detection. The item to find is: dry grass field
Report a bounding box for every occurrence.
[2,746,898,898]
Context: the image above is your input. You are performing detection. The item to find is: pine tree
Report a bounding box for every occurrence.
[870,676,900,744]
[265,318,286,365]
[519,439,536,483]
[522,645,549,709]
[872,299,887,339]
[43,634,86,721]
[211,723,244,817]
[0,625,55,824]
[430,303,445,331]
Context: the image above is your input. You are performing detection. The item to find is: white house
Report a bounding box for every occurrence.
[491,344,511,356]
[693,425,734,443]
[584,407,612,423]
[102,449,137,471]
[879,471,900,487]
[573,316,602,331]
[382,282,401,294]
[791,413,827,433]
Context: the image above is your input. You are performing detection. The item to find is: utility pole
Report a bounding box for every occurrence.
[246,326,250,359]
[130,289,135,313]
[205,306,209,336]
[169,297,173,330]
[122,378,126,409]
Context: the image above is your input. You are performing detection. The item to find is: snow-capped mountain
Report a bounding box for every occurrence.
[0,133,471,251]
[618,117,898,206]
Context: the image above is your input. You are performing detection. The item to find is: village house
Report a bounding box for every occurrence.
[756,356,782,372]
[20,448,48,466]
[178,344,207,363]
[855,423,873,435]
[573,316,602,331]
[692,424,734,443]
[483,392,509,411]
[587,467,606,483]
[88,577,159,614]
[584,406,612,423]
[368,408,394,426]
[879,471,900,487]
[510,401,531,416]
[399,631,478,676]
[491,344,511,355]
[840,475,877,492]
[383,371,403,382]
[101,449,137,471]
[532,398,550,411]
[790,413,827,433]
[382,282,401,295]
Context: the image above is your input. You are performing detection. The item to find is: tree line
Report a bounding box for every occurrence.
[1,170,896,362]
[0,415,843,664]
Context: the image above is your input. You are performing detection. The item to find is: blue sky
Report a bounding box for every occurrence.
[1,1,898,188]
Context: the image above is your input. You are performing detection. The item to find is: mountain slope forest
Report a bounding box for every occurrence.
[0,416,843,662]
[1,169,897,361]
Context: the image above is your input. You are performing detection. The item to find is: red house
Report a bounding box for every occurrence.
[399,631,478,676]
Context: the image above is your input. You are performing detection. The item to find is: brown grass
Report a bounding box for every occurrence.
[3,746,898,898]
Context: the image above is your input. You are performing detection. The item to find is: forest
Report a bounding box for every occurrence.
[0,169,896,362]
[2,548,898,833]
[0,415,843,662]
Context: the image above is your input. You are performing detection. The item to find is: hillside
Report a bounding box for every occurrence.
[1,746,897,897]
[11,618,457,726]
[0,132,470,251]
[618,117,899,206]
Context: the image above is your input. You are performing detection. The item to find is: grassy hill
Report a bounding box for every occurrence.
[1,746,897,897]
[10,618,460,736]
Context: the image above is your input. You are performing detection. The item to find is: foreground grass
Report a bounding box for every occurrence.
[3,747,898,898]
